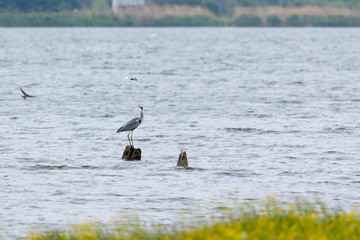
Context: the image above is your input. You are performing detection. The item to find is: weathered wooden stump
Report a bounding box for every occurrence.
[176,150,188,168]
[122,145,141,161]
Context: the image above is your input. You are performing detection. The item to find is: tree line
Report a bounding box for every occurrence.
[154,0,360,10]
[236,0,360,8]
[0,0,112,12]
[1,0,359,13]
[0,0,81,12]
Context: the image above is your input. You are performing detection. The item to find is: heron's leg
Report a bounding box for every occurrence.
[127,132,131,147]
[130,131,134,147]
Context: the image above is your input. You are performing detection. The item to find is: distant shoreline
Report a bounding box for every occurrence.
[1,6,360,27]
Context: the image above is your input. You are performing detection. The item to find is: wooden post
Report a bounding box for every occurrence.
[176,149,188,168]
[122,145,141,161]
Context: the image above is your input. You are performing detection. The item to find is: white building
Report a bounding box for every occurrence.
[112,0,145,10]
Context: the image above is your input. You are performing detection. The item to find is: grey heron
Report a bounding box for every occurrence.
[117,104,143,147]
[20,88,35,100]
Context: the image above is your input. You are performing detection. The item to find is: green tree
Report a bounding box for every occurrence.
[10,0,33,12]
[286,14,304,26]
[201,0,219,14]
[92,0,110,12]
[0,0,7,8]
[218,0,235,15]
[5,0,80,12]
[266,15,282,26]
[235,14,263,26]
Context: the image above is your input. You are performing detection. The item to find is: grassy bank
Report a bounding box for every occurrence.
[0,12,222,27]
[2,12,360,27]
[24,199,360,240]
[0,12,134,27]
[233,6,360,26]
[151,16,224,26]
[234,14,360,26]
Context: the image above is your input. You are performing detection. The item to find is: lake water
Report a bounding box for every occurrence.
[0,28,359,238]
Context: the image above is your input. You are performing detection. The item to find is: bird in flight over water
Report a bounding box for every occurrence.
[20,88,35,100]
[117,104,143,148]
[119,76,139,87]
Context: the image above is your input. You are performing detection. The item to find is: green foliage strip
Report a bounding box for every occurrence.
[1,12,360,26]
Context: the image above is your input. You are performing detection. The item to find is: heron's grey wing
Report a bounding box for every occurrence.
[117,117,141,132]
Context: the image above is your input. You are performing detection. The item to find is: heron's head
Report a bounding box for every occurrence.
[137,104,143,110]
[130,77,138,82]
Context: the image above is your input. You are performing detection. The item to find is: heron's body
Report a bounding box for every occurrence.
[117,105,143,147]
[117,117,142,132]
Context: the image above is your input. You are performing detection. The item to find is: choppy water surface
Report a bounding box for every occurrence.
[0,28,359,237]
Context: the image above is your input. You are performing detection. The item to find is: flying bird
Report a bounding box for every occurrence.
[129,77,138,82]
[20,88,35,100]
[117,104,144,148]
[119,76,139,87]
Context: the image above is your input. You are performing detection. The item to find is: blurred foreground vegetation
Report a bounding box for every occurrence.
[24,199,360,240]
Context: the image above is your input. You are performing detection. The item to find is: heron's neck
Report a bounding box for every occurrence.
[140,110,143,122]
